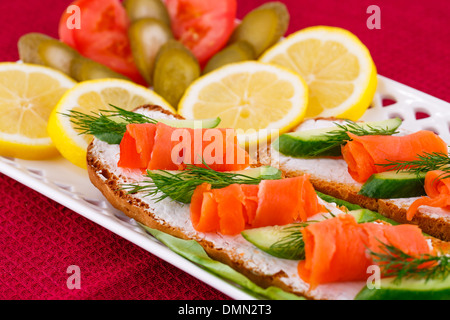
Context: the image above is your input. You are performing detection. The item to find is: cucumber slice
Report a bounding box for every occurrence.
[274,118,402,158]
[355,276,450,300]
[156,117,221,129]
[241,209,398,261]
[235,165,283,180]
[250,166,282,180]
[241,223,306,260]
[348,209,399,225]
[359,171,426,199]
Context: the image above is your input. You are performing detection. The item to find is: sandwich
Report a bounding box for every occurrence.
[77,105,450,300]
[260,118,450,241]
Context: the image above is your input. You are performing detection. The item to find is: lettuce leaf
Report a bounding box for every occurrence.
[139,224,304,300]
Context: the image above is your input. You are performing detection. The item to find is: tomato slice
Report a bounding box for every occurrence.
[59,0,147,86]
[165,0,237,66]
[78,31,145,84]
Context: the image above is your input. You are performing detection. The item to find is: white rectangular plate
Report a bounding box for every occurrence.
[1,75,449,300]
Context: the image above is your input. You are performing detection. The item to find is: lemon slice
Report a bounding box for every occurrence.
[48,78,174,168]
[260,26,377,120]
[178,61,308,147]
[0,62,76,160]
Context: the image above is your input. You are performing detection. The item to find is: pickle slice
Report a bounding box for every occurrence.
[203,41,255,74]
[129,18,173,85]
[18,32,80,76]
[153,40,200,109]
[123,0,171,26]
[18,32,131,82]
[70,56,130,82]
[229,2,290,57]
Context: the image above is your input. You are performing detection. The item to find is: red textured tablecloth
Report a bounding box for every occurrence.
[0,0,449,300]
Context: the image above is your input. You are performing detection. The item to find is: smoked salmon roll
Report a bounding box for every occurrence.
[341,130,448,183]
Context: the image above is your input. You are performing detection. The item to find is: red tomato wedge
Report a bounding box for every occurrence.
[189,176,326,236]
[58,0,147,85]
[406,170,450,220]
[341,130,448,183]
[297,214,431,289]
[118,123,250,172]
[165,0,237,66]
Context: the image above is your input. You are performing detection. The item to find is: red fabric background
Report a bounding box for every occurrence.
[0,0,449,300]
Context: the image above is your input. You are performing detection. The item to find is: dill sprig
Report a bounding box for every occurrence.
[62,104,157,144]
[268,211,336,260]
[268,222,311,260]
[369,240,450,284]
[121,164,276,204]
[376,151,450,180]
[308,120,399,156]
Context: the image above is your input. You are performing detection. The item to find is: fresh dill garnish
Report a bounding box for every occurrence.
[308,120,399,156]
[376,151,450,180]
[62,104,157,144]
[268,212,334,260]
[369,240,450,284]
[121,164,278,204]
[268,222,311,260]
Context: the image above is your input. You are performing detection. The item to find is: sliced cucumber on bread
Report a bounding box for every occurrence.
[241,223,306,260]
[241,208,393,261]
[157,116,221,128]
[359,171,426,199]
[274,118,402,157]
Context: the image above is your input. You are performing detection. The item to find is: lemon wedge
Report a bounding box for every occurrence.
[47,78,174,168]
[0,62,76,160]
[260,26,377,120]
[178,61,308,147]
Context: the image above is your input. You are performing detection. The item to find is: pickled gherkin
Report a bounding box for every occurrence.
[228,2,290,57]
[123,0,171,26]
[18,32,131,82]
[153,40,200,109]
[18,33,80,76]
[129,18,173,85]
[70,56,131,82]
[203,41,255,74]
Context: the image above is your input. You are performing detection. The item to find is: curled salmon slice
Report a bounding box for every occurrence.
[406,170,450,220]
[341,130,448,183]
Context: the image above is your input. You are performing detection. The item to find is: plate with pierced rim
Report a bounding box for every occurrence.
[0,74,449,300]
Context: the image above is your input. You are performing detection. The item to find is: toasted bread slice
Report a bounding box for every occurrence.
[86,105,375,300]
[86,106,450,299]
[258,118,450,241]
